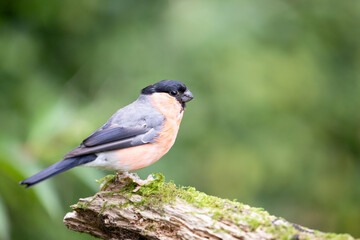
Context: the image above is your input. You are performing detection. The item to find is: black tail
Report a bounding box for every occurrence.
[19,154,97,188]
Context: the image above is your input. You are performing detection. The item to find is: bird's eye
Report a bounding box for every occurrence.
[170,90,178,96]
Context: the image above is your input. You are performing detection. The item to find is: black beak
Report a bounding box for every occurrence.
[181,89,194,102]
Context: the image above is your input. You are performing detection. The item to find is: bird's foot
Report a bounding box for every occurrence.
[116,172,154,192]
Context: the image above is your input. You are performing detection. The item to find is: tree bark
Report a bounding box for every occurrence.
[63,174,356,240]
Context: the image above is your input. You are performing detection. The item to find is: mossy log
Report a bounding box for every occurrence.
[64,174,356,240]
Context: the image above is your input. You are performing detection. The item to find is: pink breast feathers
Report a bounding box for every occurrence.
[115,92,184,171]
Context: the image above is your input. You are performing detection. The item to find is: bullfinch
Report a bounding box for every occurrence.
[20,80,193,188]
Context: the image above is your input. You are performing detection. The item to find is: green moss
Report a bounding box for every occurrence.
[99,201,108,215]
[97,201,131,216]
[319,231,354,240]
[211,210,223,221]
[275,227,298,240]
[96,174,117,191]
[247,218,262,231]
[73,197,96,210]
[85,173,355,240]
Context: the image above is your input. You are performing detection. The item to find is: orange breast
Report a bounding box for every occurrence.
[115,93,184,171]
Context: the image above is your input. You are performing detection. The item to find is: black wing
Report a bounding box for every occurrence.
[63,125,155,159]
[82,125,148,147]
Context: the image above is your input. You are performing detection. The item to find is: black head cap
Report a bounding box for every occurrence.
[141,80,186,94]
[141,80,194,107]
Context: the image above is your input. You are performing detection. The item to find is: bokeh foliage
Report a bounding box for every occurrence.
[0,0,359,239]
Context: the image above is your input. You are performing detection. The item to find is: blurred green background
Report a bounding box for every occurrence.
[1,0,360,239]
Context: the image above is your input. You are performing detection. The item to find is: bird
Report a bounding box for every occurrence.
[20,80,193,188]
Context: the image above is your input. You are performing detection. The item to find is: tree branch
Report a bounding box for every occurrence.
[63,174,356,240]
